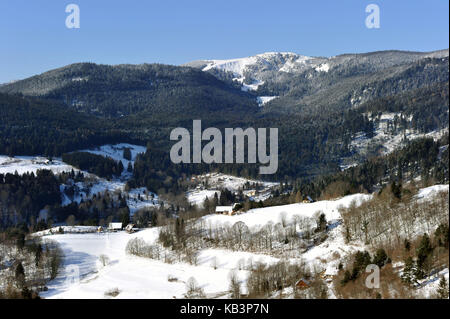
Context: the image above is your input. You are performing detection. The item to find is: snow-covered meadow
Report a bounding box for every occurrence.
[38,191,373,299]
[186,172,279,207]
[1,144,158,215]
[40,229,258,299]
[78,143,146,180]
[35,184,449,299]
[340,111,449,170]
[0,156,78,176]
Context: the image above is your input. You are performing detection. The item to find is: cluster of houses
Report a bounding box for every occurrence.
[100,222,139,233]
[295,270,333,290]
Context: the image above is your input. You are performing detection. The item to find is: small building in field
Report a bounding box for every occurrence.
[244,190,256,197]
[295,278,311,290]
[216,203,241,216]
[125,223,138,233]
[108,222,123,231]
[216,206,233,215]
[302,196,314,203]
[97,226,103,233]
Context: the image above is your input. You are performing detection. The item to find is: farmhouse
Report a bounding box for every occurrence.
[108,222,123,231]
[302,196,314,203]
[215,203,241,216]
[244,190,257,197]
[295,278,311,290]
[125,223,138,233]
[215,206,233,215]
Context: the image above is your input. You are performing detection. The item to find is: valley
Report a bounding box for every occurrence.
[0,48,448,300]
[24,184,448,299]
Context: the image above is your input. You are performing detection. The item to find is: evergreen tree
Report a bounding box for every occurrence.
[317,213,327,232]
[123,148,132,161]
[401,256,417,285]
[435,223,449,248]
[118,161,124,174]
[437,276,449,299]
[120,210,130,226]
[372,248,389,268]
[16,234,25,251]
[416,233,433,278]
[35,243,42,267]
[404,238,411,251]
[15,262,25,289]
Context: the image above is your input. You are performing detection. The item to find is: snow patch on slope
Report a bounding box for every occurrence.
[416,184,449,201]
[315,63,330,72]
[202,52,314,92]
[257,96,278,106]
[1,144,158,214]
[0,156,79,175]
[202,56,258,77]
[186,189,220,207]
[37,185,446,299]
[202,193,371,229]
[38,190,370,299]
[79,143,146,179]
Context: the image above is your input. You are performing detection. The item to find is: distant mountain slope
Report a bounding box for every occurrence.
[186,49,448,88]
[0,63,259,118]
[267,56,449,114]
[0,49,448,182]
[186,49,449,113]
[2,49,447,119]
[0,93,126,155]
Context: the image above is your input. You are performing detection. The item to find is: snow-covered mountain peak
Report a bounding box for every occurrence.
[201,51,315,77]
[202,56,258,77]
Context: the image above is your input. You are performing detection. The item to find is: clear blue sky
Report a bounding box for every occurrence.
[0,0,448,83]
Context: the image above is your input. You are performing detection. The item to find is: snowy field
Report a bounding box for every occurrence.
[0,143,145,178]
[0,156,78,175]
[61,180,159,215]
[36,185,449,299]
[1,144,158,214]
[186,189,220,207]
[340,112,449,170]
[79,143,145,164]
[256,96,278,106]
[416,184,449,200]
[353,113,448,155]
[201,193,371,228]
[38,191,372,299]
[40,229,257,299]
[186,173,279,206]
[33,226,99,237]
[78,143,146,179]
[200,52,317,93]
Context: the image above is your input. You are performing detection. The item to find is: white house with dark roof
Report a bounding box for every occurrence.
[108,222,123,231]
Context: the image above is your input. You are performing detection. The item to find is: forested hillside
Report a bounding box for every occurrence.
[0,63,259,118]
[0,93,129,156]
[0,50,448,185]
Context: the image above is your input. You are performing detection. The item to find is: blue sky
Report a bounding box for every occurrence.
[0,0,448,83]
